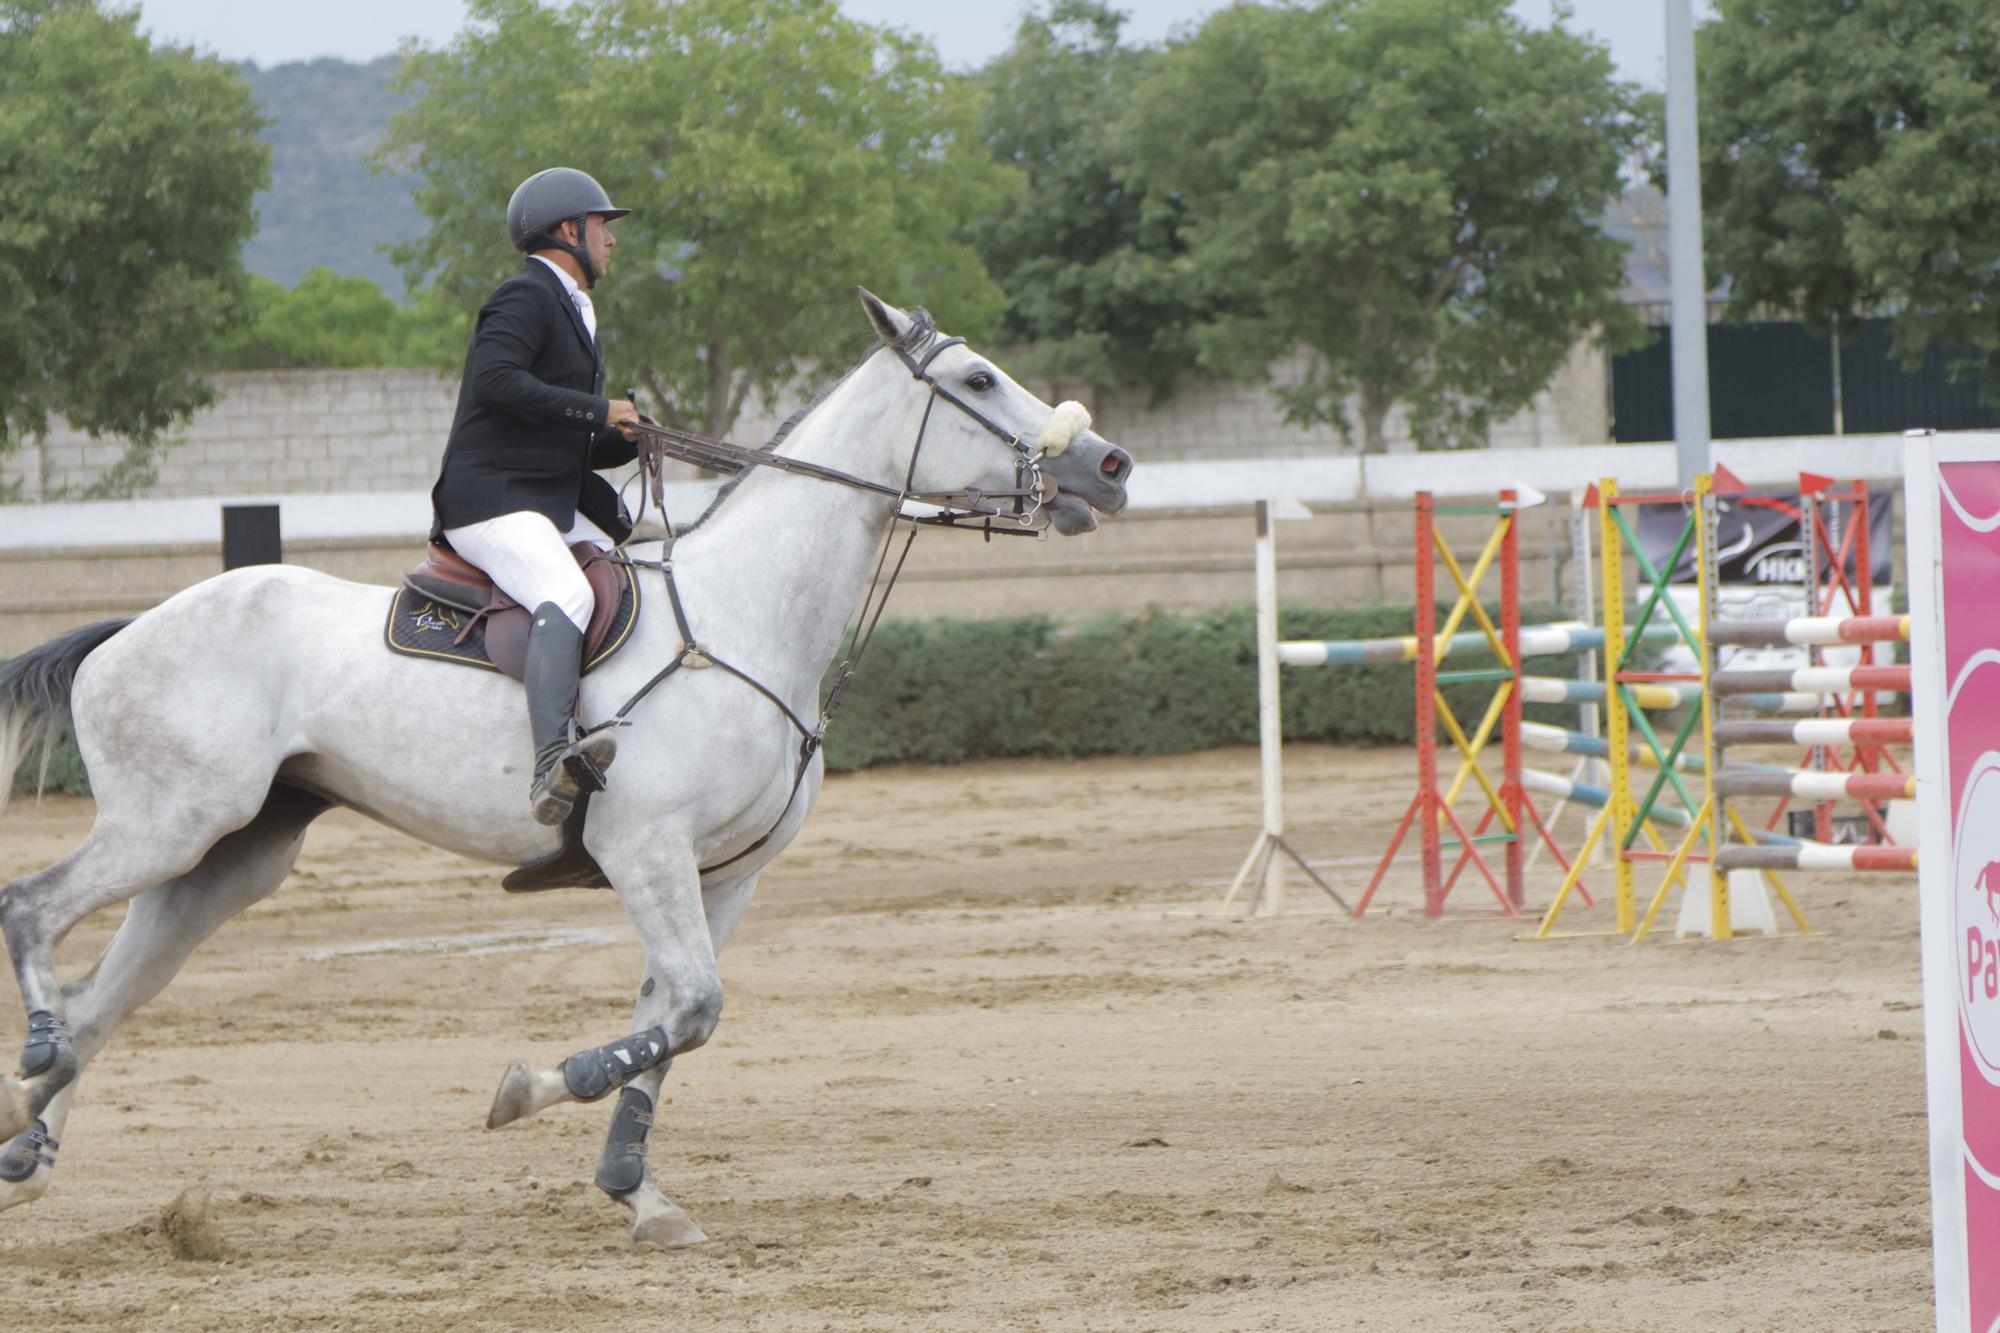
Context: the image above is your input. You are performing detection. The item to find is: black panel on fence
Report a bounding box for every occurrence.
[1710,320,1836,439]
[1838,319,2000,434]
[1611,314,1999,442]
[222,504,282,569]
[1609,328,1673,443]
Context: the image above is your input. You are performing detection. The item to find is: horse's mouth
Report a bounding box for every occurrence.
[1045,492,1098,535]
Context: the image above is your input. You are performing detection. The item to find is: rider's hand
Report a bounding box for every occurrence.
[606,398,641,441]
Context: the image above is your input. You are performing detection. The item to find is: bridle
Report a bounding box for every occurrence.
[625,329,1058,541]
[585,328,1084,876]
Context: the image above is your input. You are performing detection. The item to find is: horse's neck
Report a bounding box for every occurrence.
[669,357,920,685]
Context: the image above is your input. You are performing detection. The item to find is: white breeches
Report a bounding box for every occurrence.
[443,510,615,633]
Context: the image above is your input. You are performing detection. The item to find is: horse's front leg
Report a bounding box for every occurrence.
[484,841,723,1192]
[591,871,762,1248]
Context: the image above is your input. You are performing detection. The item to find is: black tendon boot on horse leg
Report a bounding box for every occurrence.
[524,602,617,825]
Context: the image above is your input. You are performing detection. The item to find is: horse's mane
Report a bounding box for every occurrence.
[681,307,938,533]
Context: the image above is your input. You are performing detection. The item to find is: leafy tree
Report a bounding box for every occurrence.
[1123,0,1646,452]
[0,0,269,495]
[379,0,1015,437]
[1695,1,2000,389]
[212,268,467,371]
[974,1,1205,399]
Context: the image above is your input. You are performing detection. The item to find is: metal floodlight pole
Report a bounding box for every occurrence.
[1664,0,1712,486]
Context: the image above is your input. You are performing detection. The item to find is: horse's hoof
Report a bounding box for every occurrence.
[632,1204,706,1249]
[486,1059,539,1129]
[0,1164,50,1214]
[0,1121,53,1213]
[0,1078,30,1145]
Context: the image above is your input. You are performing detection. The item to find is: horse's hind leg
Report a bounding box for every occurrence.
[0,785,327,1185]
[0,773,272,1136]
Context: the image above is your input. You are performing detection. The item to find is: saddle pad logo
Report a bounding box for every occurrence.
[1956,750,2000,1080]
[411,602,460,635]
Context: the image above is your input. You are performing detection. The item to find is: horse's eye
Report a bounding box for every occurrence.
[966,371,995,391]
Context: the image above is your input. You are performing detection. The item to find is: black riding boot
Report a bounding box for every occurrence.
[524,602,617,825]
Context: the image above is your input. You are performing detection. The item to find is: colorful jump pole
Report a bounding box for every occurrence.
[1538,474,1748,939]
[1705,614,1909,647]
[1710,718,1913,747]
[1351,488,1560,918]
[1710,664,1911,695]
[1279,620,1679,668]
[1712,770,1916,801]
[1520,676,1704,709]
[1715,844,1916,874]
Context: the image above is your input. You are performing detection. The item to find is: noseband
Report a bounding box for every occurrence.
[585,328,1095,880]
[887,333,1052,533]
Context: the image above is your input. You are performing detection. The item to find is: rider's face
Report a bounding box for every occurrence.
[584,214,616,280]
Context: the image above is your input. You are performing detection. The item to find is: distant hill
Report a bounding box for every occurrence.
[238,56,425,296]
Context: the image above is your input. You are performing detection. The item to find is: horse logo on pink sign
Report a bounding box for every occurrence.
[1953,756,2000,1074]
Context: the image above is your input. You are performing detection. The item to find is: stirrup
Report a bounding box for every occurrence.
[530,728,617,826]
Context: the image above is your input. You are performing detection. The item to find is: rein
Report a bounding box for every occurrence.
[597,331,1052,875]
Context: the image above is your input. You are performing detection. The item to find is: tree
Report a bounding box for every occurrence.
[212,269,467,371]
[973,1,1206,399]
[1695,1,2000,389]
[0,0,269,496]
[1122,0,1646,452]
[378,0,1015,438]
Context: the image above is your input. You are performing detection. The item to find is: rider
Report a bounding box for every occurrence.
[430,167,641,826]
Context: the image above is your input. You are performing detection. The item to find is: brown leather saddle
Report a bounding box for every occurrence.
[387,542,638,681]
[388,542,642,894]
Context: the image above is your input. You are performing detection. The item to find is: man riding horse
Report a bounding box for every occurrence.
[430,167,640,824]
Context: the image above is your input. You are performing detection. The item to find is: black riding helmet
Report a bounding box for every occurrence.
[507,168,630,288]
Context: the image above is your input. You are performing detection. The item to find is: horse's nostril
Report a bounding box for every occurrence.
[1100,453,1126,478]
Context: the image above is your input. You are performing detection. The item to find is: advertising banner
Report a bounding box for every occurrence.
[1907,433,2000,1332]
[1635,485,1895,587]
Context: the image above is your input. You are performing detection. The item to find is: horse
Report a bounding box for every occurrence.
[0,290,1134,1247]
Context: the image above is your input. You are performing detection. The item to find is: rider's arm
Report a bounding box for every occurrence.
[468,282,610,428]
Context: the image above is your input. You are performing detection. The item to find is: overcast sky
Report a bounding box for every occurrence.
[126,1,1696,88]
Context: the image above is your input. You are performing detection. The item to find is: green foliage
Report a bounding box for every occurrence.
[211,268,469,371]
[1121,0,1647,452]
[13,603,1579,795]
[0,0,270,486]
[972,1,1207,398]
[1695,1,2000,392]
[820,604,1579,770]
[379,0,1017,437]
[237,56,426,294]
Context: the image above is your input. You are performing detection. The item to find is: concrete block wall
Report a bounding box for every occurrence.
[0,341,1610,503]
[3,370,459,502]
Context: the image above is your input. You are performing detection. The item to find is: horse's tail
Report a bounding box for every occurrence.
[0,618,132,813]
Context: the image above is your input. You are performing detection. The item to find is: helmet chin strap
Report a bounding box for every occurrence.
[545,214,597,288]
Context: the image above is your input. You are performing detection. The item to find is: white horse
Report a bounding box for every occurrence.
[0,291,1132,1247]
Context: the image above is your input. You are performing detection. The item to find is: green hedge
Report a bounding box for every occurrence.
[817,604,1580,770]
[8,603,1579,795]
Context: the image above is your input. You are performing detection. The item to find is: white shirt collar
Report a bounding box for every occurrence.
[531,254,595,340]
[531,253,583,299]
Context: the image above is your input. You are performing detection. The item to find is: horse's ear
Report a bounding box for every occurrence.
[858,287,910,344]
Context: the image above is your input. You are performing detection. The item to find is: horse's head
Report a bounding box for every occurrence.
[860,289,1133,535]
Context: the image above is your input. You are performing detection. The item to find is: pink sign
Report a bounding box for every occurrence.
[1917,446,2000,1330]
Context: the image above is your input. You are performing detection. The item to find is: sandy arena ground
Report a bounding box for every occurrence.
[0,746,1930,1331]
